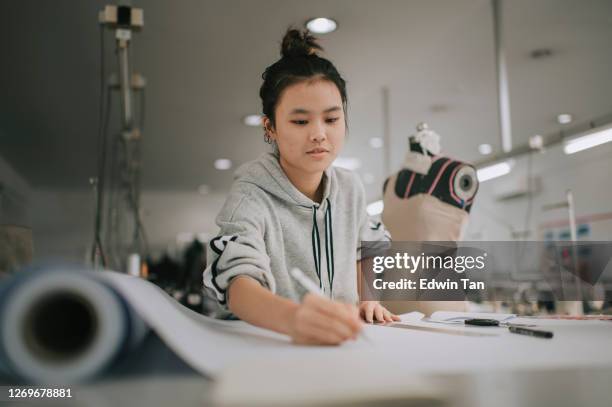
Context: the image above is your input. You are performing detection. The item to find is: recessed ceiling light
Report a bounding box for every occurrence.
[306,17,338,34]
[369,137,383,149]
[243,114,262,127]
[557,113,573,125]
[333,157,361,170]
[478,143,492,155]
[214,159,232,170]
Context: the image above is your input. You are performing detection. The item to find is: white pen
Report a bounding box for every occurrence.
[289,267,325,296]
[289,267,372,344]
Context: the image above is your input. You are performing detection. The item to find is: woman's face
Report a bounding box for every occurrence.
[265,78,346,176]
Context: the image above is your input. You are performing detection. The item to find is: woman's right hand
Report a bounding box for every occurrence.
[288,293,363,345]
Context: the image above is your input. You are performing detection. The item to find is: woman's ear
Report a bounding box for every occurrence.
[262,116,276,140]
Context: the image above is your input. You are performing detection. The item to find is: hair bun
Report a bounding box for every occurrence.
[281,29,323,58]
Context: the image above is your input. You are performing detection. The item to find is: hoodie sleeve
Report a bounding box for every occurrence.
[355,175,392,261]
[202,191,275,311]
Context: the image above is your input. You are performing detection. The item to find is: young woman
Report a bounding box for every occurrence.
[203,29,399,345]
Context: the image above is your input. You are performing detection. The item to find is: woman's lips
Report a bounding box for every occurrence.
[306,148,329,159]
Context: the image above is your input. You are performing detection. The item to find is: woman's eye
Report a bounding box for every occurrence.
[326,117,340,124]
[291,120,308,125]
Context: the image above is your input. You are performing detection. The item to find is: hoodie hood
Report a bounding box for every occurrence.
[234,151,334,209]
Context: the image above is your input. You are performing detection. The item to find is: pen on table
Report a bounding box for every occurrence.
[289,267,372,344]
[508,325,554,339]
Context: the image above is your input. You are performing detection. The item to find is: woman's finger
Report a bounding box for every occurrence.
[363,303,375,323]
[343,304,361,337]
[295,308,348,345]
[317,313,355,340]
[305,296,361,334]
[363,306,374,323]
[374,305,384,322]
[330,303,361,334]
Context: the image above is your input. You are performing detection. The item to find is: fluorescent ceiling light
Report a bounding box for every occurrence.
[333,157,361,170]
[214,159,232,170]
[478,143,492,155]
[366,200,384,216]
[477,160,513,182]
[369,137,383,149]
[306,18,337,34]
[564,125,612,155]
[243,114,262,127]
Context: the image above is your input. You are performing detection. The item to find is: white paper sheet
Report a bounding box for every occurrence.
[97,272,612,380]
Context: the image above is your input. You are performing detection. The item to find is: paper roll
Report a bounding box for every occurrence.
[0,266,148,383]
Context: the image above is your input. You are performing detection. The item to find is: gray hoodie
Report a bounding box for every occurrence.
[202,151,391,319]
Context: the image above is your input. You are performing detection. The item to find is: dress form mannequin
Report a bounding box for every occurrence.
[381,123,479,315]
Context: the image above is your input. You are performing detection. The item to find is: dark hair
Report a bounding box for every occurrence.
[259,28,348,128]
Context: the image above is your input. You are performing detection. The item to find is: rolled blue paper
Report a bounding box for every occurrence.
[0,264,148,383]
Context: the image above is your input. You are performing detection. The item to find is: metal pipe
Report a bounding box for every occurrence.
[116,29,133,131]
[492,0,513,153]
[382,86,391,177]
[474,115,612,167]
[566,190,583,311]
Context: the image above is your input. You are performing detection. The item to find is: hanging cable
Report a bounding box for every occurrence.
[91,23,111,268]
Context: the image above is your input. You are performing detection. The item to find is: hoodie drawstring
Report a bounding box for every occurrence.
[311,198,335,296]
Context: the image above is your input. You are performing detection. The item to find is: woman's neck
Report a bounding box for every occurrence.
[279,157,325,203]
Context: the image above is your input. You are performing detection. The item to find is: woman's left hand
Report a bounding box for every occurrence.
[358,301,401,323]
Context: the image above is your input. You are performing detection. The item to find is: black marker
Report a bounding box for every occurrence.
[508,325,554,339]
[464,318,499,326]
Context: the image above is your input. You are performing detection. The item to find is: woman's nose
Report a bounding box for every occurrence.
[309,121,327,143]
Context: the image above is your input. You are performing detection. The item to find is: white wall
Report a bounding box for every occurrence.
[466,140,612,241]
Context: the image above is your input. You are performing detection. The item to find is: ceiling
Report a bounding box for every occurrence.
[1,0,612,201]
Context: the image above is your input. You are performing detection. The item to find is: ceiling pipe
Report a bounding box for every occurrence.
[382,86,391,177]
[474,113,612,167]
[492,0,513,153]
